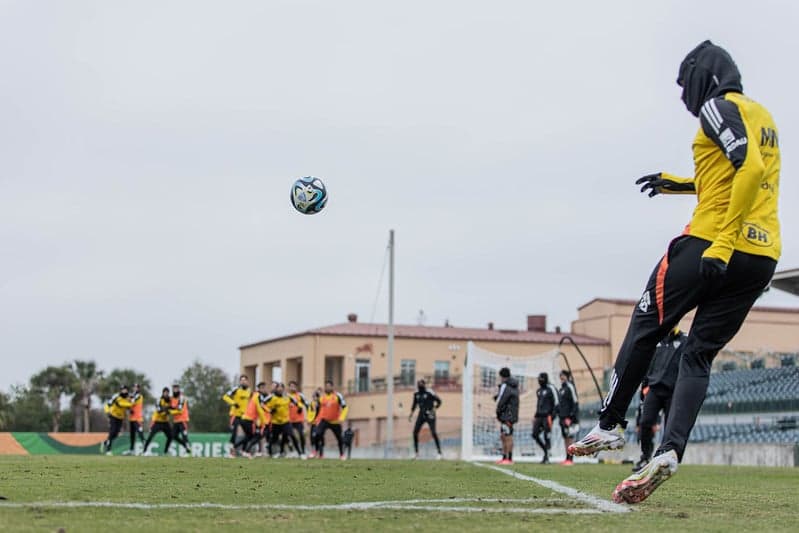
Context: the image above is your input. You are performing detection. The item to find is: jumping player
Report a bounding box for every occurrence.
[569,41,781,504]
[101,385,133,455]
[222,375,252,455]
[316,381,348,459]
[126,383,146,455]
[237,381,269,457]
[264,383,302,458]
[170,384,192,456]
[408,379,442,459]
[307,388,322,458]
[287,381,309,457]
[494,367,519,465]
[143,387,175,455]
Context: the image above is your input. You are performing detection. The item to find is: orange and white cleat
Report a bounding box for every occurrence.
[612,450,678,504]
[568,423,626,456]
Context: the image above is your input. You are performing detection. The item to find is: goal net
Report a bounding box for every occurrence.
[461,342,565,462]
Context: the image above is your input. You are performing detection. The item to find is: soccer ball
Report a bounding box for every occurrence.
[290,176,328,215]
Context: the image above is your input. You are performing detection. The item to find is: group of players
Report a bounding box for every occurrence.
[101,383,192,456]
[222,375,353,460]
[101,376,355,459]
[494,368,580,465]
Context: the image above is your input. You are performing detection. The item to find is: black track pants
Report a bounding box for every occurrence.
[317,420,344,456]
[412,416,442,454]
[638,386,672,461]
[599,236,775,460]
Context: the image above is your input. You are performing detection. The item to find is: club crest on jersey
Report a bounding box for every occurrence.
[638,291,652,313]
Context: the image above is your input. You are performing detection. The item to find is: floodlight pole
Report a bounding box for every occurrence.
[385,229,395,458]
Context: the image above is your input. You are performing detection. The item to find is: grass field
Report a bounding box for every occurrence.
[0,456,797,532]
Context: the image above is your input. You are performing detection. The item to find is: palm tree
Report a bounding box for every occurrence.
[30,365,77,432]
[98,369,152,402]
[71,360,103,432]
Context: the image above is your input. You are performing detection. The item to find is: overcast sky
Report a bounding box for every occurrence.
[1,0,797,392]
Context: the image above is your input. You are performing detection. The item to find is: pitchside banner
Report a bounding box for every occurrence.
[0,432,234,457]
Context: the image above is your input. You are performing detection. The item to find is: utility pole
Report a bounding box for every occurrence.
[385,229,395,458]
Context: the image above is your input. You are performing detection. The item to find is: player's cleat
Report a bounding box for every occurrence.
[436,453,442,461]
[612,450,678,504]
[632,457,650,473]
[568,423,626,456]
[105,451,113,456]
[340,455,347,461]
[540,455,550,464]
[300,454,308,461]
[559,459,573,466]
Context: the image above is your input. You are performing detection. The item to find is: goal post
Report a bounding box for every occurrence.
[461,342,563,461]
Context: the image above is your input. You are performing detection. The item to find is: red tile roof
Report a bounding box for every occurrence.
[239,322,609,350]
[579,297,799,314]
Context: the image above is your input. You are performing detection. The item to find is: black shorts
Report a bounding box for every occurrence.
[499,421,514,436]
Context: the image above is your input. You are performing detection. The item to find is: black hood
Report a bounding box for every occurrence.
[505,377,519,389]
[678,40,742,117]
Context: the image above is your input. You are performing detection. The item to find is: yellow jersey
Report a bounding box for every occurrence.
[104,393,133,420]
[151,397,175,424]
[661,92,780,263]
[222,386,252,418]
[263,394,294,425]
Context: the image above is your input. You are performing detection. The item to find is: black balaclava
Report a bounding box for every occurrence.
[538,372,548,387]
[678,40,743,117]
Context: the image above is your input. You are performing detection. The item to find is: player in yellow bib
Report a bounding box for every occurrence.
[263,383,302,458]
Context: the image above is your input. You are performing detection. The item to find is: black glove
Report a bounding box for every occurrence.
[700,257,727,282]
[635,173,695,197]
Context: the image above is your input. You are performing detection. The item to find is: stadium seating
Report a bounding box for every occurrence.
[579,366,799,418]
[702,366,799,414]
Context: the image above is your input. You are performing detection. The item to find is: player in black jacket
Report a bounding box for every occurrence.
[633,328,687,472]
[494,367,519,464]
[532,372,559,464]
[408,380,442,459]
[557,370,579,465]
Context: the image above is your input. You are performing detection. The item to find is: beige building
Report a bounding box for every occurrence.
[240,298,799,448]
[239,315,608,449]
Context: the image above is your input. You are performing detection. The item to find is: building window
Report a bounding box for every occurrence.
[481,367,497,389]
[400,359,416,386]
[434,360,450,386]
[355,359,371,393]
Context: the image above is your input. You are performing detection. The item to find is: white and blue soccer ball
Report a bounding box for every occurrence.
[290,176,328,215]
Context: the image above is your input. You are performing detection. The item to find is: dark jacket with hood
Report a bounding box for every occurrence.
[495,377,519,424]
[535,374,559,418]
[646,330,687,391]
[678,40,742,117]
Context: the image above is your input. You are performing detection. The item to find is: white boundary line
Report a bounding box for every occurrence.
[0,499,602,515]
[471,462,629,514]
